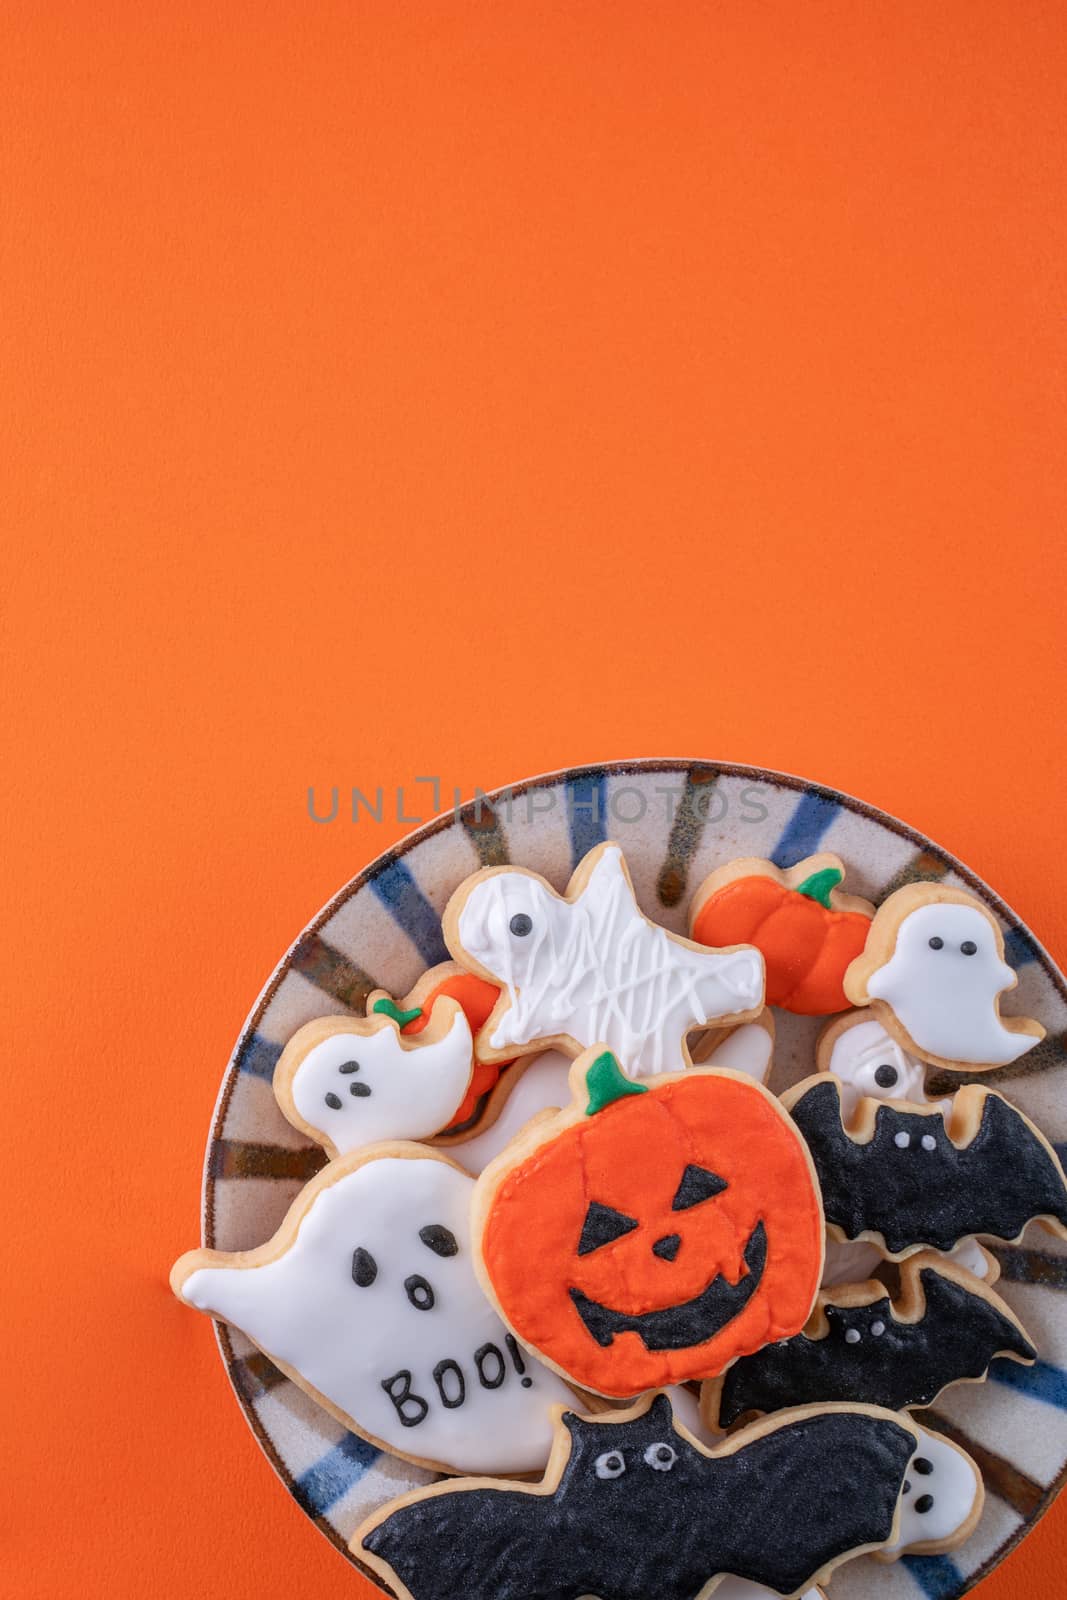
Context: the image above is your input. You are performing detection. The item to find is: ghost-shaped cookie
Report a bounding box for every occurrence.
[444,842,765,1078]
[845,885,1043,1071]
[171,1147,572,1475]
[273,996,474,1158]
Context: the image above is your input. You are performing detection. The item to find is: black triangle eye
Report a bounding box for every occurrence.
[578,1200,639,1256]
[672,1164,728,1210]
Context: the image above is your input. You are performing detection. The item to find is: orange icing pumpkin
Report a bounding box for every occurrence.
[475,1050,824,1397]
[690,853,874,1015]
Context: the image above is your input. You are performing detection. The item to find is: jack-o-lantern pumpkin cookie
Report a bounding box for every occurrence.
[844,883,1044,1070]
[689,853,874,1015]
[444,842,765,1077]
[355,1391,982,1600]
[472,1048,824,1397]
[273,995,475,1158]
[704,1250,1035,1428]
[368,961,510,1129]
[784,1074,1067,1258]
[171,1145,573,1476]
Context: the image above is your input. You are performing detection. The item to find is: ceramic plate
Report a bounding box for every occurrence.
[201,760,1067,1598]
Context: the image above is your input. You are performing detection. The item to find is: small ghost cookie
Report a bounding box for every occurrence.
[355,1391,982,1600]
[274,995,474,1158]
[444,841,765,1077]
[171,1146,573,1475]
[369,961,509,1129]
[784,1074,1067,1258]
[690,853,874,1015]
[845,883,1044,1070]
[472,1048,824,1397]
[704,1251,1035,1428]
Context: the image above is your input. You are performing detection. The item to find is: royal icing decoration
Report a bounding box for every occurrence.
[171,1149,572,1475]
[474,1050,823,1396]
[705,1252,1034,1427]
[356,1392,981,1600]
[369,962,510,1129]
[784,1075,1067,1257]
[445,843,764,1077]
[689,853,874,1015]
[818,1010,951,1119]
[845,885,1044,1070]
[273,998,474,1158]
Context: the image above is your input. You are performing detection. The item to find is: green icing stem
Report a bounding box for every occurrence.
[372,997,423,1028]
[794,866,843,909]
[584,1051,648,1116]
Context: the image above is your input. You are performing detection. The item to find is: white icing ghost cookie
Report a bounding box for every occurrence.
[443,842,765,1077]
[845,884,1043,1071]
[170,1147,573,1475]
[445,1016,774,1178]
[876,1424,983,1559]
[273,996,474,1158]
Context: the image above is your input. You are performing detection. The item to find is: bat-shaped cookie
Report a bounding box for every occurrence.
[356,1392,982,1600]
[783,1076,1067,1257]
[705,1252,1035,1428]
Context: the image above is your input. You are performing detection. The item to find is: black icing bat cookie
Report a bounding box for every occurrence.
[356,1392,981,1600]
[783,1076,1067,1257]
[705,1253,1036,1429]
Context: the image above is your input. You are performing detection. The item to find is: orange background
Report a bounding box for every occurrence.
[3,3,1066,1596]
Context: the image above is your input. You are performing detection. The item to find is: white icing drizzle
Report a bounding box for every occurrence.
[457,846,763,1077]
[884,1427,980,1554]
[179,1155,571,1474]
[866,902,1038,1065]
[288,1002,473,1154]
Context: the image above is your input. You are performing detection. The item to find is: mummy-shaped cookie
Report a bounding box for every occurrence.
[845,884,1044,1070]
[784,1075,1067,1257]
[444,843,765,1077]
[356,1392,982,1600]
[171,1147,572,1475]
[445,1014,775,1178]
[273,997,474,1158]
[818,1008,949,1119]
[704,1252,1035,1428]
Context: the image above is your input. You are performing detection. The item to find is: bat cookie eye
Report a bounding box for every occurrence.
[643,1442,677,1471]
[509,913,533,937]
[594,1450,626,1480]
[928,936,944,950]
[404,1274,436,1310]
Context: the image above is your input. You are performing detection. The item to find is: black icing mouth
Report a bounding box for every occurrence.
[568,1221,767,1352]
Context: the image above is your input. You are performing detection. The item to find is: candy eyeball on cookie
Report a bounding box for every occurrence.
[823,1015,949,1118]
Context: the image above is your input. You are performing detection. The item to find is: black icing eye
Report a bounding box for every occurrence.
[509,913,533,937]
[349,1081,372,1098]
[643,1442,677,1472]
[339,1060,360,1074]
[672,1163,728,1211]
[874,1064,899,1089]
[913,1456,934,1475]
[594,1450,626,1480]
[928,936,944,950]
[351,1248,378,1287]
[578,1201,639,1256]
[404,1273,436,1310]
[915,1494,935,1514]
[961,940,977,956]
[325,1092,343,1110]
[419,1224,459,1257]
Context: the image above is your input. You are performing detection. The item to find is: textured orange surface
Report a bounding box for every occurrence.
[3,3,1066,1597]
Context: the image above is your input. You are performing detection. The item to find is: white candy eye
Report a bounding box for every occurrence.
[594,1450,626,1480]
[643,1442,677,1472]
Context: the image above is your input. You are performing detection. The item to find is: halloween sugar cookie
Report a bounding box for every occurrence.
[817,1007,949,1117]
[704,1252,1035,1428]
[784,1075,1067,1257]
[171,1146,572,1475]
[844,883,1044,1070]
[444,842,765,1077]
[355,1391,982,1600]
[472,1048,823,1396]
[689,853,873,1015]
[273,996,475,1158]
